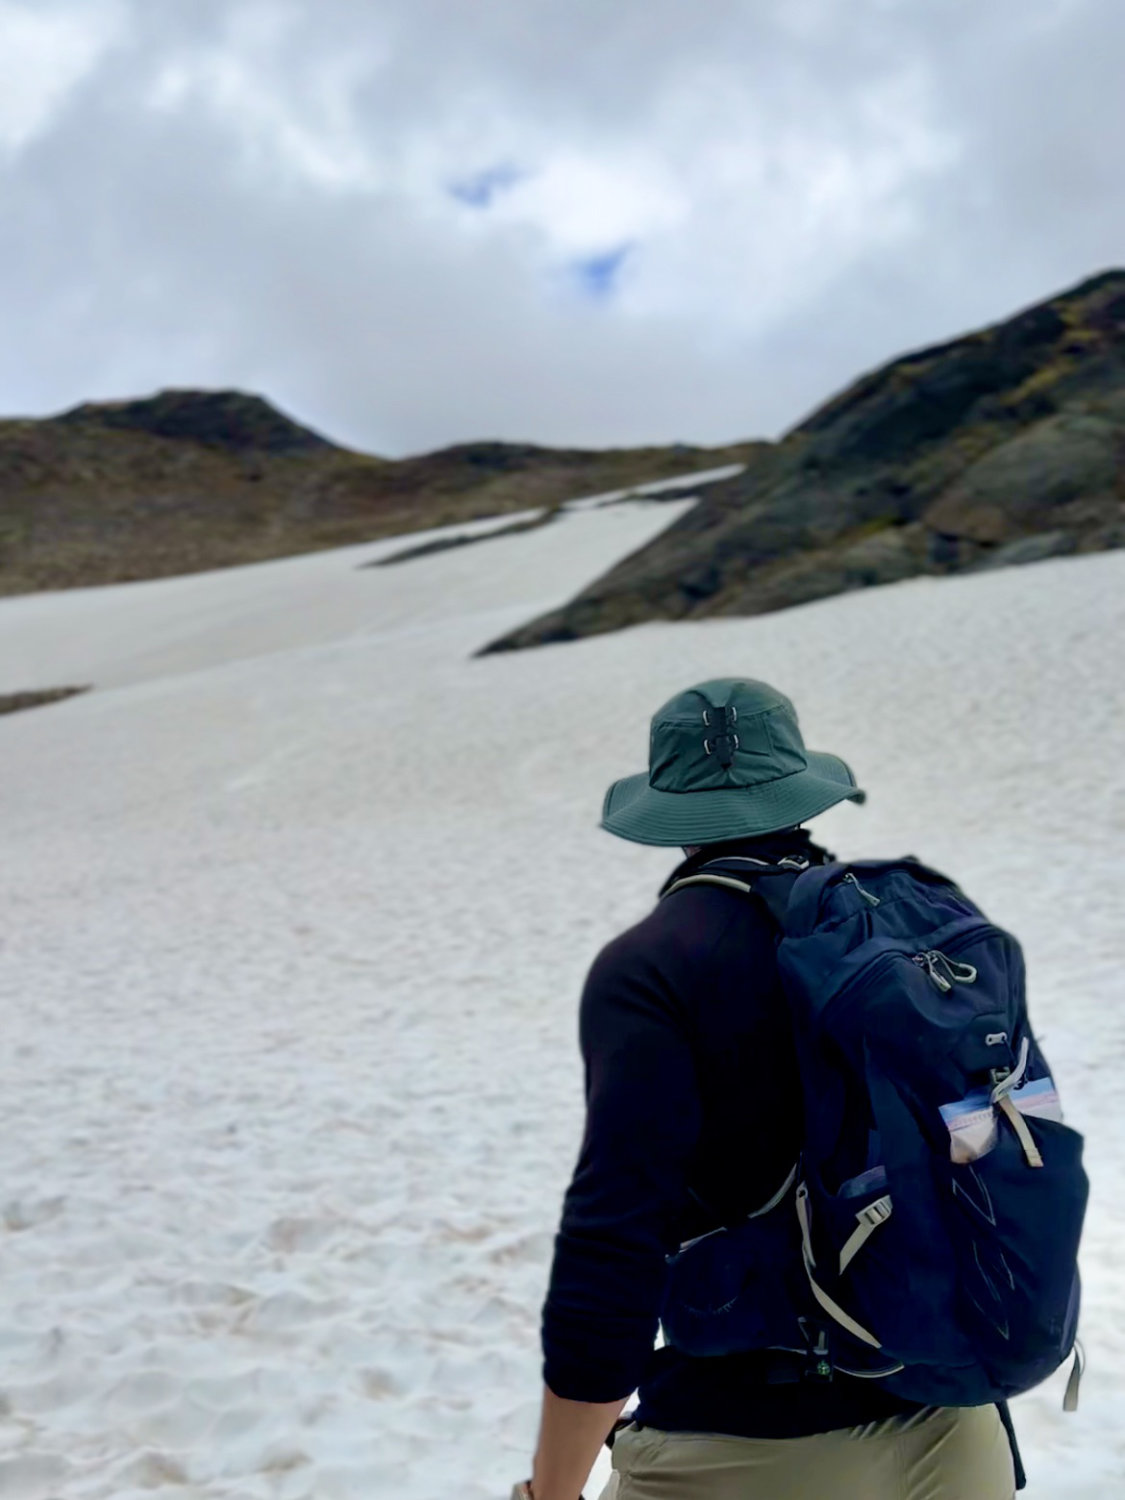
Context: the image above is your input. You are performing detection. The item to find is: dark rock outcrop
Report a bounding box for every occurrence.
[481,270,1125,653]
[369,507,557,566]
[0,686,89,716]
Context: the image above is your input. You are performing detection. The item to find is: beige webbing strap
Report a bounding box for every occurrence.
[804,1277,884,1350]
[1063,1341,1084,1412]
[663,873,755,899]
[838,1194,894,1275]
[996,1096,1045,1168]
[749,1160,799,1220]
[795,1183,884,1350]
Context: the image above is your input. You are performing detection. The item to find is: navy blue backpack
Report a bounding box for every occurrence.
[659,855,1088,1428]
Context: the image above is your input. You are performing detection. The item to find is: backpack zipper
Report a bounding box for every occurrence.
[910,923,1006,991]
[842,872,881,906]
[912,950,979,993]
[935,922,1005,957]
[820,921,1002,1026]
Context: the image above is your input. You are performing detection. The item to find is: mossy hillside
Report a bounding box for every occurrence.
[483,270,1125,653]
[0,391,760,595]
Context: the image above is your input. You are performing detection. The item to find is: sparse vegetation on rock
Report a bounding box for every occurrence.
[481,270,1125,653]
[0,389,757,595]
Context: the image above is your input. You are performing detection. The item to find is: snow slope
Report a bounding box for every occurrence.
[0,494,1122,1500]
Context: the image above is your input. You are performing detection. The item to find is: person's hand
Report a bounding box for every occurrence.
[509,1484,586,1500]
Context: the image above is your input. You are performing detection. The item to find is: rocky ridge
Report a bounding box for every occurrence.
[482,270,1125,652]
[0,390,756,594]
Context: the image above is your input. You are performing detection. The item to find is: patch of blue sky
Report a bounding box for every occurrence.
[448,163,525,209]
[570,243,633,301]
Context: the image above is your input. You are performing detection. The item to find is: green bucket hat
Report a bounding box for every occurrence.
[601,677,865,847]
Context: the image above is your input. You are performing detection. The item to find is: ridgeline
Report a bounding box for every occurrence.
[3,270,1123,630]
[482,270,1125,652]
[0,390,755,594]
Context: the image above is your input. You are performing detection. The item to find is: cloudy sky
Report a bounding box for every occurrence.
[1,0,1123,456]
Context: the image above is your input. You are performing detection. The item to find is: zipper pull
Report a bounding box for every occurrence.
[942,956,978,985]
[843,872,881,907]
[914,949,979,991]
[912,950,952,992]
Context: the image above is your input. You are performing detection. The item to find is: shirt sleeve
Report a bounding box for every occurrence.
[540,932,704,1402]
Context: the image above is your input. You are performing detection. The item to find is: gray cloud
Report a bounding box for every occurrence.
[0,0,1122,455]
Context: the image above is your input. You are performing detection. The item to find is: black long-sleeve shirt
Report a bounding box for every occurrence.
[541,830,921,1437]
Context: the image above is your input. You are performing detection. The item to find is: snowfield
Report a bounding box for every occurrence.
[0,492,1122,1500]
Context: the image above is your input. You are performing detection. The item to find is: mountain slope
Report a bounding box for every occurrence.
[0,389,756,594]
[482,270,1125,652]
[1,496,1122,1498]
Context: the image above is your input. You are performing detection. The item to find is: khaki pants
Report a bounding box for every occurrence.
[600,1406,1015,1500]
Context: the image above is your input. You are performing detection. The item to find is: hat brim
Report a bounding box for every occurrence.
[600,750,866,847]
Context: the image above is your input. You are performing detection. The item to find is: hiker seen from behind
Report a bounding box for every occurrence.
[511,678,1087,1500]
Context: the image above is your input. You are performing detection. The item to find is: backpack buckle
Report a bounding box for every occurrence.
[860,1196,893,1229]
[799,1321,834,1383]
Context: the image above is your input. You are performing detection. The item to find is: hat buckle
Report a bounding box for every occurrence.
[702,705,739,766]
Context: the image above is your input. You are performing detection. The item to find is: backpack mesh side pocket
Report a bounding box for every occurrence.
[948,1113,1086,1396]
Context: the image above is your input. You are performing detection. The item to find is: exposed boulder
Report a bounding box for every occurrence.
[0,686,89,716]
[482,269,1125,653]
[923,412,1119,543]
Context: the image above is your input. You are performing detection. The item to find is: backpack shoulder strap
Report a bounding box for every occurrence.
[664,871,756,898]
[662,856,808,928]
